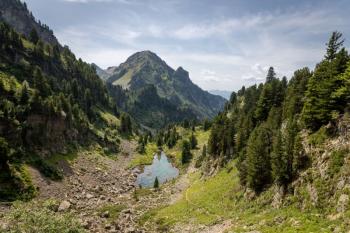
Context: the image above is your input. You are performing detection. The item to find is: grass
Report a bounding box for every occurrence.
[129,143,159,168]
[98,204,127,222]
[47,151,79,165]
[151,163,238,227]
[98,109,120,128]
[2,200,85,233]
[140,160,348,232]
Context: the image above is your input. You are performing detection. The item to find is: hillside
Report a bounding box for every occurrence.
[0,3,122,201]
[103,51,226,122]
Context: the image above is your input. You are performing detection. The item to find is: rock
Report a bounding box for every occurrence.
[86,193,94,199]
[307,184,318,206]
[122,209,132,214]
[82,220,92,229]
[337,194,349,213]
[58,200,71,212]
[0,223,9,231]
[271,185,284,209]
[105,223,112,230]
[101,211,110,218]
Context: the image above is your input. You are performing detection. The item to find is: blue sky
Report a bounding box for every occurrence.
[25,0,350,91]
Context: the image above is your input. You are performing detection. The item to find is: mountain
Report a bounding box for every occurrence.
[0,0,59,46]
[103,51,226,121]
[0,2,122,200]
[92,63,110,80]
[208,89,232,100]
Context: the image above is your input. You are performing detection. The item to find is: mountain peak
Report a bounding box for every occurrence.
[126,50,163,64]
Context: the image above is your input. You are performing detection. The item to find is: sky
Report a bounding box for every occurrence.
[25,0,350,91]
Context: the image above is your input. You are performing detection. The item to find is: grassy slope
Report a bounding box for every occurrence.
[145,163,347,232]
[139,128,350,233]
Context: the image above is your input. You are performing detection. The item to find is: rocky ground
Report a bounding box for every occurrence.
[0,139,193,233]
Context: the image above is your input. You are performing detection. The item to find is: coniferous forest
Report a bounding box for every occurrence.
[206,31,350,193]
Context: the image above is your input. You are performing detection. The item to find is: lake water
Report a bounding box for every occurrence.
[136,152,179,188]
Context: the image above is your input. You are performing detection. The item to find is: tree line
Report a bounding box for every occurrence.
[206,31,350,193]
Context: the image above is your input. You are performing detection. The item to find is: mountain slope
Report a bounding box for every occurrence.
[105,51,226,120]
[0,0,59,46]
[0,7,121,200]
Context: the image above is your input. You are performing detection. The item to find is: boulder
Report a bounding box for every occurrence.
[58,200,71,212]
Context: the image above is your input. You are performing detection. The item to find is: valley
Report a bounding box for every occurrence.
[1,1,350,233]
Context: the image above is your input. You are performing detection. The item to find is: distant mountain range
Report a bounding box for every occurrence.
[96,51,227,127]
[208,90,232,100]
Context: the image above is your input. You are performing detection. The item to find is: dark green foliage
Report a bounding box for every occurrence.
[20,81,30,105]
[266,66,276,82]
[282,68,311,120]
[119,113,132,135]
[181,140,192,164]
[246,124,272,192]
[271,131,289,186]
[302,32,350,130]
[153,125,179,149]
[29,28,39,44]
[0,21,119,200]
[137,136,146,154]
[254,70,285,123]
[202,144,206,157]
[204,31,350,194]
[208,113,235,161]
[189,133,197,149]
[202,119,211,131]
[0,137,10,166]
[328,149,348,177]
[195,144,207,168]
[154,176,159,189]
[325,31,344,61]
[30,157,63,181]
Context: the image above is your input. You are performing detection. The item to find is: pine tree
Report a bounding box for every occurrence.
[153,176,159,189]
[203,119,211,131]
[120,113,132,134]
[325,31,345,61]
[266,67,276,82]
[202,144,207,158]
[181,140,192,164]
[189,133,197,149]
[271,131,288,186]
[302,32,349,130]
[246,124,272,192]
[20,81,30,105]
[29,28,39,44]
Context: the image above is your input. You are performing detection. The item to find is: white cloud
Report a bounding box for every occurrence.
[63,0,113,2]
[52,3,344,91]
[62,0,131,3]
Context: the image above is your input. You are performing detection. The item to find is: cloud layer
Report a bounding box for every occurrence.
[26,0,350,91]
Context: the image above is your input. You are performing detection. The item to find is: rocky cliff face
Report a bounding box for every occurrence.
[269,115,350,217]
[0,0,59,46]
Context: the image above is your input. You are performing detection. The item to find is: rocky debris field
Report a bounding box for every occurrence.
[0,140,191,233]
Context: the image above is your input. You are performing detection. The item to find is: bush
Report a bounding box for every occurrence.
[308,127,329,146]
[3,201,85,233]
[329,149,348,177]
[30,157,63,180]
